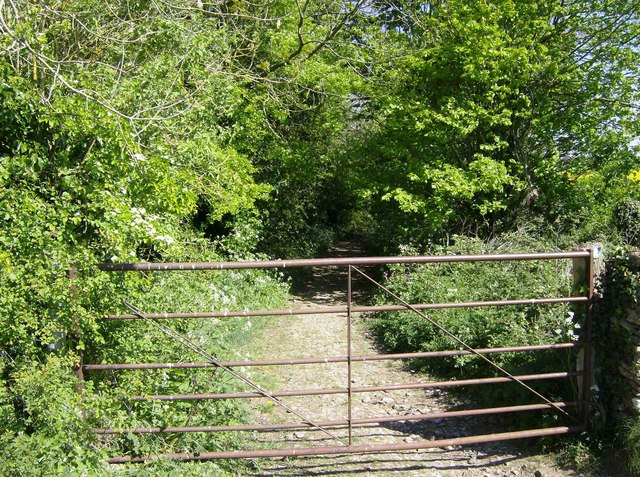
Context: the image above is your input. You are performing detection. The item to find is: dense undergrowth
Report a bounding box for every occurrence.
[2,0,639,475]
[623,418,640,477]
[0,240,288,476]
[369,233,640,476]
[370,233,582,413]
[590,248,640,476]
[92,261,289,475]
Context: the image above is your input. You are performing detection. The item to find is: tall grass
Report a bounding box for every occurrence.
[85,258,289,475]
[370,234,582,408]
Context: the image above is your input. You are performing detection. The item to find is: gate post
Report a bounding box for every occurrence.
[573,249,595,428]
[347,265,353,446]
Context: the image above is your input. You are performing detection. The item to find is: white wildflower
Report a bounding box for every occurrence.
[155,235,175,244]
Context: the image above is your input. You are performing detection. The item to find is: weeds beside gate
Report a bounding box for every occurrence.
[86,250,594,463]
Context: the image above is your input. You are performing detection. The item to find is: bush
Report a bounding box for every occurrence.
[592,248,640,475]
[0,234,289,475]
[613,198,640,247]
[83,250,289,474]
[370,233,583,406]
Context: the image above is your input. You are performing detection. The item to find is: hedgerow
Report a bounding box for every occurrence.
[370,234,583,407]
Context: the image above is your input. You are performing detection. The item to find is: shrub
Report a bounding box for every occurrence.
[613,198,640,247]
[0,234,289,475]
[370,233,583,406]
[84,251,289,474]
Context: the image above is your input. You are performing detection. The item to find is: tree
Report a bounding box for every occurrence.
[346,0,640,247]
[0,0,365,471]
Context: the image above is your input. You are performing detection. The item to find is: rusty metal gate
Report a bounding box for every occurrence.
[87,250,594,463]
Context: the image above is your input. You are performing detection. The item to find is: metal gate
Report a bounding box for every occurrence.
[87,250,594,463]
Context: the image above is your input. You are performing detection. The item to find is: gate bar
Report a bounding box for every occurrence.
[104,296,588,320]
[129,371,581,401]
[347,265,353,445]
[98,251,590,272]
[107,426,585,462]
[352,266,579,422]
[83,343,581,371]
[94,401,581,434]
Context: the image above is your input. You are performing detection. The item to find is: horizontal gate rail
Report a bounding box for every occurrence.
[83,342,581,371]
[94,401,581,435]
[90,249,594,463]
[103,296,588,320]
[126,371,581,401]
[106,426,586,463]
[98,250,590,271]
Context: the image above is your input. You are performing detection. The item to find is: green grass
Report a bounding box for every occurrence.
[85,264,290,475]
[624,416,640,476]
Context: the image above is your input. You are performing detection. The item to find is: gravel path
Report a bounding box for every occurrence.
[246,243,585,477]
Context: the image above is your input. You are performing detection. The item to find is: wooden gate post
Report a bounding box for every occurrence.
[573,248,595,428]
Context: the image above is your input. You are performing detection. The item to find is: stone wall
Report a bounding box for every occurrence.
[613,253,640,415]
[598,251,640,419]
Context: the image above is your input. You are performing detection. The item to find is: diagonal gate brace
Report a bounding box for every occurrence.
[350,266,580,423]
[122,302,348,446]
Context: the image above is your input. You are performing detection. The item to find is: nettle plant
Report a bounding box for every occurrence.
[370,235,582,405]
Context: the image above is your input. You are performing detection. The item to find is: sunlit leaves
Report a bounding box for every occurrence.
[347,0,639,246]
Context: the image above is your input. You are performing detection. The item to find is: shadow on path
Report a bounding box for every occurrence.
[249,241,585,477]
[290,241,374,306]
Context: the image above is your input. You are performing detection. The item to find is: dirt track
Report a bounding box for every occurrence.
[247,243,587,477]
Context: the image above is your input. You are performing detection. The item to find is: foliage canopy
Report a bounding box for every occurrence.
[1,0,639,473]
